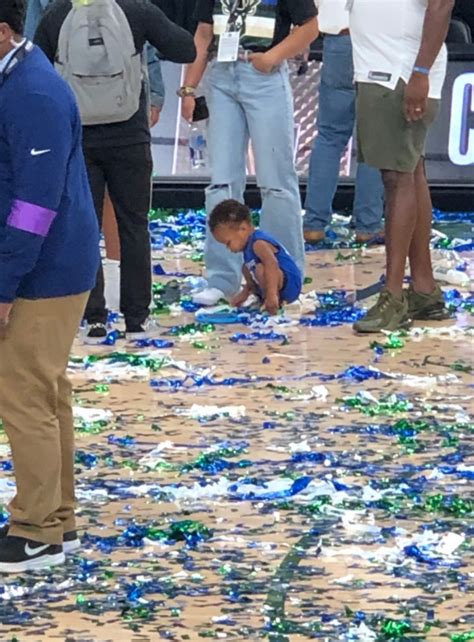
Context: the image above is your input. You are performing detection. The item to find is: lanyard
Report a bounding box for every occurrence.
[0,40,33,85]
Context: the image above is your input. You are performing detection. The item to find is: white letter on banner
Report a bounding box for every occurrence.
[448,73,474,166]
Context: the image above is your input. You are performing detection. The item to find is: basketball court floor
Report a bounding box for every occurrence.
[0,213,472,642]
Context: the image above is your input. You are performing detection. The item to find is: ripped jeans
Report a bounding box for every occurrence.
[205,60,304,296]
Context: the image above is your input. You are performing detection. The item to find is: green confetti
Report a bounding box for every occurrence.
[422,494,472,517]
[341,394,411,416]
[145,520,213,543]
[180,445,249,474]
[451,360,473,374]
[380,619,411,639]
[370,332,406,351]
[192,341,209,350]
[170,322,215,336]
[451,633,474,642]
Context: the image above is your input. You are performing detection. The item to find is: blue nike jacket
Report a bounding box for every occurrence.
[0,43,100,303]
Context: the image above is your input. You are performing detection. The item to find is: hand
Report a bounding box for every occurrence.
[404,73,429,122]
[230,287,251,308]
[249,51,278,75]
[264,293,280,316]
[181,95,196,123]
[149,106,161,128]
[0,303,13,341]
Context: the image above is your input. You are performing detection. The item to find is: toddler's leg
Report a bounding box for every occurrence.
[255,264,284,299]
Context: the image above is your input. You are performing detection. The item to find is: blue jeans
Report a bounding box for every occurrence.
[304,35,384,234]
[205,60,304,296]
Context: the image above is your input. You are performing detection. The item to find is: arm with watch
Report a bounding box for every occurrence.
[404,0,454,122]
[179,23,214,123]
[179,16,319,122]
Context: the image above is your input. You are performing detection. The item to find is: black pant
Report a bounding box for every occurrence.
[84,144,153,328]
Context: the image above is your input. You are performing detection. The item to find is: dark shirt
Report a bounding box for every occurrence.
[194,0,317,52]
[35,0,196,148]
[454,0,474,38]
[158,0,198,33]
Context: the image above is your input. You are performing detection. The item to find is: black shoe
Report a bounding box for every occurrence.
[125,319,160,341]
[63,530,81,554]
[0,536,65,573]
[84,322,108,345]
[0,525,80,554]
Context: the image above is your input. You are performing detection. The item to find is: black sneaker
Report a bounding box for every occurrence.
[0,525,80,554]
[0,536,65,573]
[84,322,108,345]
[63,530,81,554]
[125,319,160,341]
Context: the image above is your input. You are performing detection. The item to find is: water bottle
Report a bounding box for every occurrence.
[432,265,470,287]
[188,123,206,169]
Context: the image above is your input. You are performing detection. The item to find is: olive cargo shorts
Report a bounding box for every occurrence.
[356,79,440,172]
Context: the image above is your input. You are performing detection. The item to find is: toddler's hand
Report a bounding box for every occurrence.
[264,294,279,316]
[230,289,250,308]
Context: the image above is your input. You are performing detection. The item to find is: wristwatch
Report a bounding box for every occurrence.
[177,86,196,98]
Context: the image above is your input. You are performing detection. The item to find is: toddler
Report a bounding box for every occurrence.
[209,200,303,315]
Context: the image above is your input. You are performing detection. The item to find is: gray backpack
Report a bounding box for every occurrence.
[55,0,142,125]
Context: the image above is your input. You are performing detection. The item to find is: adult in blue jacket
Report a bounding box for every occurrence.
[0,0,100,573]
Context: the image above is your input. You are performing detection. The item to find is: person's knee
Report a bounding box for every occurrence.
[205,184,233,211]
[260,186,291,199]
[382,170,414,193]
[255,263,265,281]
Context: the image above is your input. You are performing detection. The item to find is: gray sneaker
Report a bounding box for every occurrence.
[407,284,451,320]
[353,289,412,333]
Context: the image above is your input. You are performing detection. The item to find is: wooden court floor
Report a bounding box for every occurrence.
[0,243,472,642]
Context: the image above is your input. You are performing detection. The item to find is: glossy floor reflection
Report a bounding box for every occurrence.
[0,240,472,642]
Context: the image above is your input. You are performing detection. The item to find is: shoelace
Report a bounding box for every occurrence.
[88,323,106,331]
[377,292,391,312]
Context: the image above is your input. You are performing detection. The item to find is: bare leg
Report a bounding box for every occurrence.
[408,159,436,294]
[255,264,284,299]
[382,169,418,298]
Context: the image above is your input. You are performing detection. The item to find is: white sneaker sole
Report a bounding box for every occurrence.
[0,552,65,574]
[125,331,160,341]
[82,335,108,346]
[192,289,226,307]
[63,539,81,554]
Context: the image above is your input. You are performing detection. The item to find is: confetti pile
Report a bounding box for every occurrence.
[0,209,472,641]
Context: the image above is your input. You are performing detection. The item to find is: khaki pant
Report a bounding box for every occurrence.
[0,293,88,545]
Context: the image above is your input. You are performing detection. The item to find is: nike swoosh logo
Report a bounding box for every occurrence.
[25,542,50,556]
[30,148,51,157]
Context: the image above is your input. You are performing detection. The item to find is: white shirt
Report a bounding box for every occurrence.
[0,39,27,74]
[316,0,349,34]
[347,0,448,99]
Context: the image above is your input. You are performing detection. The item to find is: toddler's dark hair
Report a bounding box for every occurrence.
[209,199,251,232]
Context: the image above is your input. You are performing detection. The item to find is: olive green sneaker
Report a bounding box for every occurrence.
[353,289,411,334]
[407,283,451,320]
